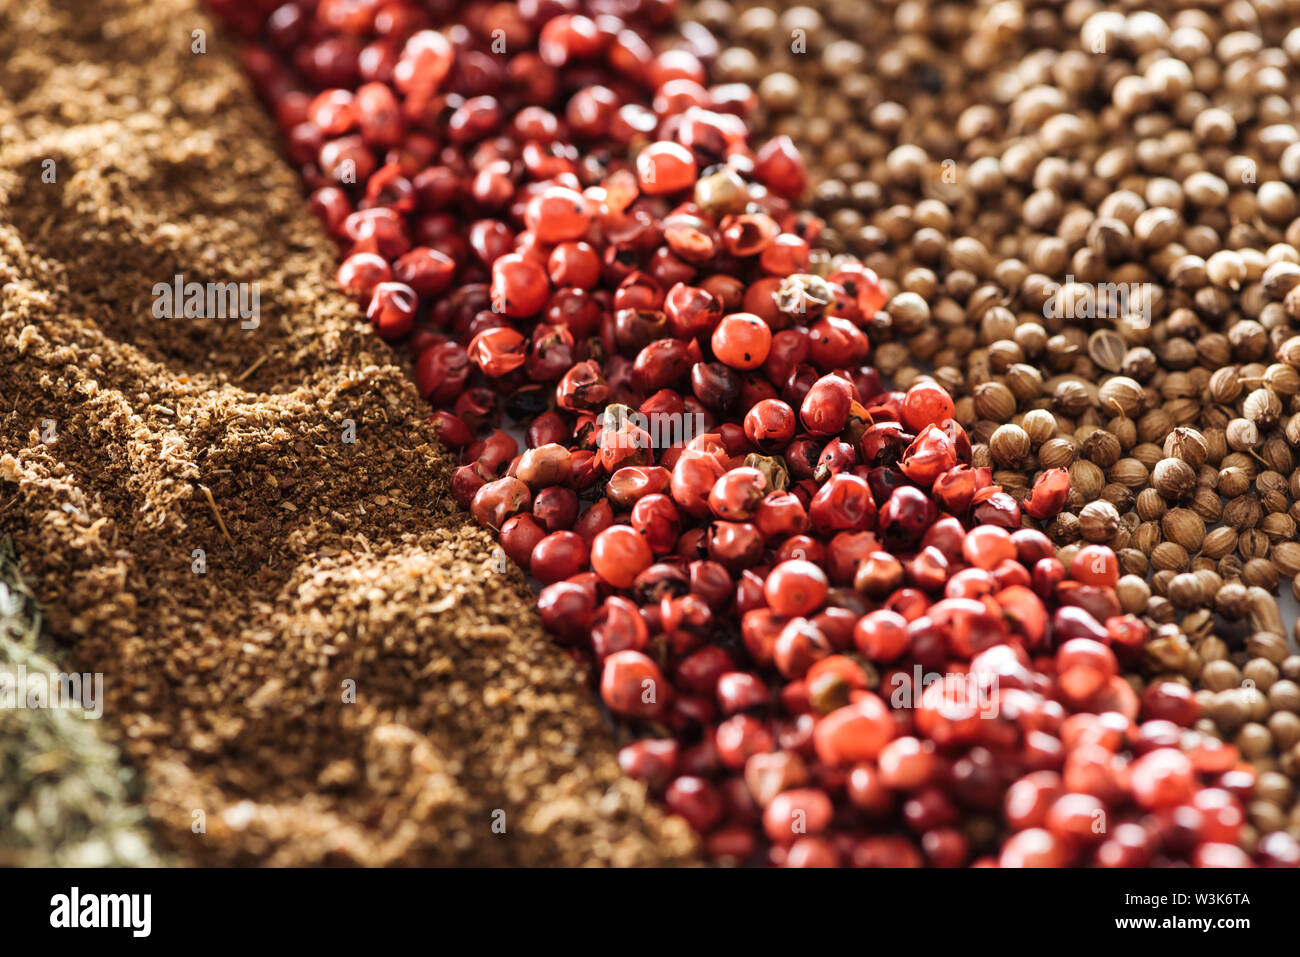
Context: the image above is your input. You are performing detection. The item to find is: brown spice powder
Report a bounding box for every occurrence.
[0,0,696,866]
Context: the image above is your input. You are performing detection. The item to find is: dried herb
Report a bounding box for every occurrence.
[0,537,160,866]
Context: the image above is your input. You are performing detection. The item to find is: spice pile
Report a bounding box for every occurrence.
[0,0,694,866]
[220,0,1300,865]
[684,0,1300,858]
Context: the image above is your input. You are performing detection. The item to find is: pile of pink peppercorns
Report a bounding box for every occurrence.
[209,0,1299,868]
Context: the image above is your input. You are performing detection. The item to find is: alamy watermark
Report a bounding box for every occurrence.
[601,409,707,451]
[889,666,1000,719]
[0,665,104,719]
[50,887,150,937]
[152,273,260,329]
[1042,275,1154,329]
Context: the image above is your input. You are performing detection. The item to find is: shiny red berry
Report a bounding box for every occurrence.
[711,312,772,370]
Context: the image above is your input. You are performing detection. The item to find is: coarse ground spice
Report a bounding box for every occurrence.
[0,0,695,866]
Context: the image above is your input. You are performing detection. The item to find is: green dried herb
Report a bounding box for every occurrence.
[0,537,160,867]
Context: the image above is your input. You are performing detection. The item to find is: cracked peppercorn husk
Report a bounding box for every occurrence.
[0,0,696,867]
[684,0,1300,850]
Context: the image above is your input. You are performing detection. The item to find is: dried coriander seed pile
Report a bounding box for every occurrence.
[683,0,1300,851]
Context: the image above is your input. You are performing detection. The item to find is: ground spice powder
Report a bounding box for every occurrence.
[0,0,695,866]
